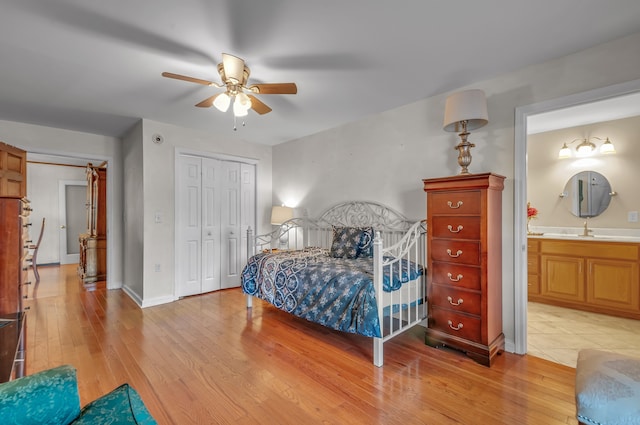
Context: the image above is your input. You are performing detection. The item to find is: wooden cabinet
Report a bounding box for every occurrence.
[78,163,107,285]
[527,239,540,295]
[528,238,640,319]
[0,141,26,198]
[423,173,505,367]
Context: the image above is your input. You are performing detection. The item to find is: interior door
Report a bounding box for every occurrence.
[58,180,87,264]
[201,158,221,293]
[220,161,241,289]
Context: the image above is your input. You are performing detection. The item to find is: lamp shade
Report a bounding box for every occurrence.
[443,89,489,132]
[213,92,231,112]
[270,206,293,225]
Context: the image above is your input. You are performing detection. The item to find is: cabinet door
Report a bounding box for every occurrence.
[541,255,585,302]
[587,258,639,313]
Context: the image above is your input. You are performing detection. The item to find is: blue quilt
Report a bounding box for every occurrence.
[241,248,422,338]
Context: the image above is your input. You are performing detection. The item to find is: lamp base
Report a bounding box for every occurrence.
[455,132,475,175]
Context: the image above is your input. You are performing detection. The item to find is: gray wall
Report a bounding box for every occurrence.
[272,31,640,352]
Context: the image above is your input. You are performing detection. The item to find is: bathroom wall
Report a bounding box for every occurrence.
[528,115,640,229]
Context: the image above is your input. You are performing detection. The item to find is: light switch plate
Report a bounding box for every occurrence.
[628,211,638,222]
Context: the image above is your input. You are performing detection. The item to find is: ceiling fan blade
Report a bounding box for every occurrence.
[248,95,272,115]
[249,83,297,95]
[221,53,246,84]
[162,72,215,86]
[195,94,221,108]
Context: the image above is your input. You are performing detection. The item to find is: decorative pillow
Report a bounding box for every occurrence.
[358,227,374,258]
[74,383,157,425]
[330,226,374,259]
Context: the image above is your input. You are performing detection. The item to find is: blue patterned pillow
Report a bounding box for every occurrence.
[358,227,374,258]
[330,226,374,259]
[74,383,157,424]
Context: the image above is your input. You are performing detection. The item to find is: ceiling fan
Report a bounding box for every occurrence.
[162,53,297,117]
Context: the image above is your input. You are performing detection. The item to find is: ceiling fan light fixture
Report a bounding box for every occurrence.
[233,98,250,117]
[236,92,252,109]
[213,92,231,112]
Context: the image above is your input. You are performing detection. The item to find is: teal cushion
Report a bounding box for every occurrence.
[73,383,157,425]
[0,364,81,425]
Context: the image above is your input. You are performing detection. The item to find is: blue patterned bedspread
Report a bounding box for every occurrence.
[241,248,422,338]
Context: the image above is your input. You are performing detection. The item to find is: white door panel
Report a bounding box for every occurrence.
[177,154,255,296]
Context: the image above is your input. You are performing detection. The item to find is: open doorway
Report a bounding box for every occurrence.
[513,79,640,365]
[26,153,106,286]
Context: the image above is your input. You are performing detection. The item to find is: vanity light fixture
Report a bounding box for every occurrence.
[443,89,488,174]
[558,137,615,159]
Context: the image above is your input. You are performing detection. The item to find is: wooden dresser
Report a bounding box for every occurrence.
[0,141,28,381]
[423,173,505,366]
[78,163,107,285]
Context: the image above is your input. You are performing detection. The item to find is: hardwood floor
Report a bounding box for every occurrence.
[24,265,579,424]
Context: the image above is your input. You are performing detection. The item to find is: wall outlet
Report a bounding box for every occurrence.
[154,212,162,223]
[628,211,638,223]
[154,263,161,272]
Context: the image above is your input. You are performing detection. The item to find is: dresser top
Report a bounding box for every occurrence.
[423,172,505,191]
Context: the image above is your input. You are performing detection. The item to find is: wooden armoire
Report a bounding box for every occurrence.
[78,163,107,285]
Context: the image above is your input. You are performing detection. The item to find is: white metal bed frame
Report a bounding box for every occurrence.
[245,201,427,367]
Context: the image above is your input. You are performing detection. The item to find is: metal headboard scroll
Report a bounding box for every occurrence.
[317,201,413,231]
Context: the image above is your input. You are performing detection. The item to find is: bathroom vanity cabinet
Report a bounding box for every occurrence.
[528,237,640,319]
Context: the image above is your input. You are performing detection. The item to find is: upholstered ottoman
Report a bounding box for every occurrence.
[575,349,640,425]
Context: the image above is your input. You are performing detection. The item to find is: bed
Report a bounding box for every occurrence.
[241,201,427,367]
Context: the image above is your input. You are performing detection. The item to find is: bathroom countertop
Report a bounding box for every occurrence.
[527,233,640,243]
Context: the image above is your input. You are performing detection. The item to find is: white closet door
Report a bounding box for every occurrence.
[220,161,241,289]
[201,158,221,293]
[177,154,255,296]
[240,163,256,268]
[177,155,203,297]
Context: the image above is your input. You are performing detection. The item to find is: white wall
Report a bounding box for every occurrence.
[528,115,640,229]
[0,120,124,288]
[25,162,86,264]
[123,119,273,307]
[122,121,145,303]
[272,31,640,352]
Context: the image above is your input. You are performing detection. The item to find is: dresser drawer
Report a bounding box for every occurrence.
[430,284,481,315]
[431,263,480,290]
[528,254,539,271]
[429,191,480,215]
[429,307,482,342]
[431,240,480,265]
[431,216,481,240]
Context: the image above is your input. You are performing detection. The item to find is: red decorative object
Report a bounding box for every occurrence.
[527,203,538,219]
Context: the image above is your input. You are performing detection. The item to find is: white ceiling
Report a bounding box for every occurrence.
[2,0,640,146]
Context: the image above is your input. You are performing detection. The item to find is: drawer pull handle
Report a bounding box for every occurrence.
[447,273,463,282]
[447,201,463,209]
[447,225,463,233]
[447,249,463,258]
[447,320,464,331]
[447,296,463,306]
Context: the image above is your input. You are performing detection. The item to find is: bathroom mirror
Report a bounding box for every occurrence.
[561,171,613,218]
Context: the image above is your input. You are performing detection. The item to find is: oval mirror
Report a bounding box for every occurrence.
[561,171,613,218]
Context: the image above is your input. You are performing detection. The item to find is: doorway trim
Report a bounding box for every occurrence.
[58,179,87,264]
[513,78,640,354]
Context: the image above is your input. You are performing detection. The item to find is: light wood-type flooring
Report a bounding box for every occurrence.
[23,265,580,424]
